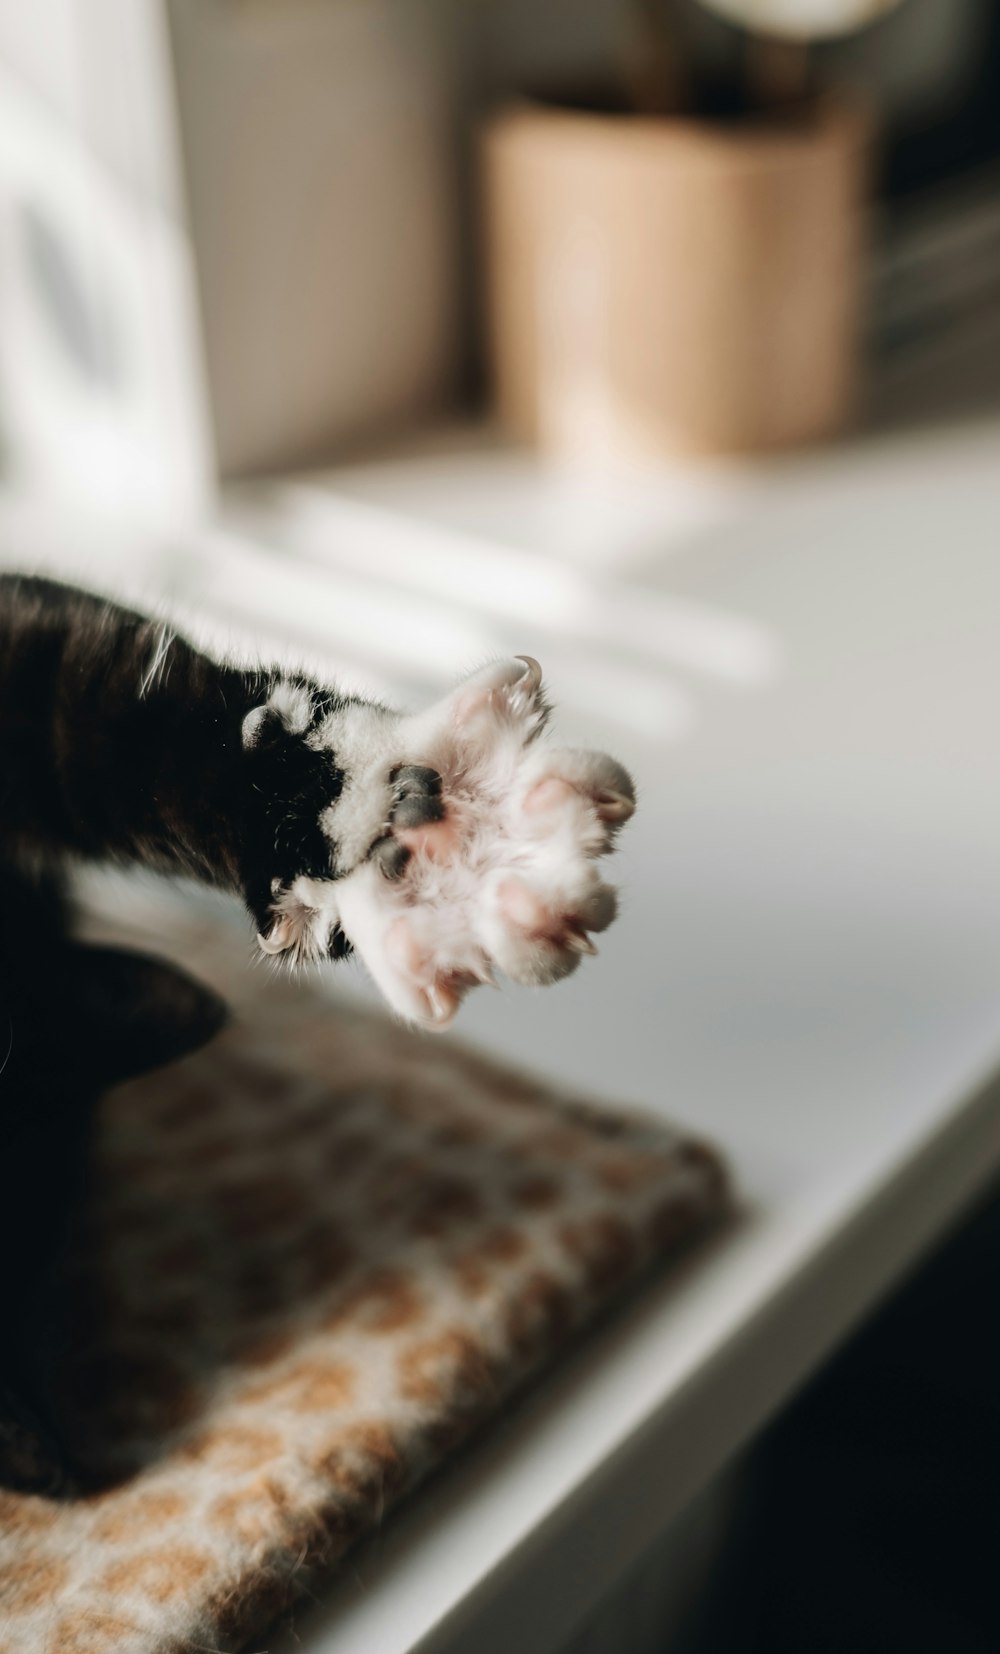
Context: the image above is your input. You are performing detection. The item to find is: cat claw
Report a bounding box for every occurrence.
[256,921,294,956]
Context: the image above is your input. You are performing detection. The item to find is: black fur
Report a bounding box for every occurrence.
[239,703,348,947]
[0,573,406,1490]
[0,575,371,944]
[0,865,227,1491]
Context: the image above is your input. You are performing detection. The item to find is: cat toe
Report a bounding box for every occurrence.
[335,869,480,1029]
[370,836,412,881]
[398,655,549,775]
[517,749,636,850]
[449,655,545,732]
[480,870,618,987]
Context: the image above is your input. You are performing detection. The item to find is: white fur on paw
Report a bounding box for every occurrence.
[335,657,636,1029]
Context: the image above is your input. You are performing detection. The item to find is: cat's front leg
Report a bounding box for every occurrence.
[0,1377,73,1495]
[248,658,635,1028]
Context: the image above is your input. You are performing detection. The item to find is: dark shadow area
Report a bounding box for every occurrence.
[687,1176,1000,1653]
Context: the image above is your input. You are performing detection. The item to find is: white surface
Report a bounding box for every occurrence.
[256,415,1000,1653]
[3,410,1000,1652]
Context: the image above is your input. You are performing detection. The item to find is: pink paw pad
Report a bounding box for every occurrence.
[394,815,462,862]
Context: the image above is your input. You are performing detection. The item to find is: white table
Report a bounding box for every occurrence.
[4,405,1000,1654]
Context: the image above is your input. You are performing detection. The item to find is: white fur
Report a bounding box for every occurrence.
[242,680,315,750]
[257,876,342,960]
[310,703,398,871]
[267,680,314,735]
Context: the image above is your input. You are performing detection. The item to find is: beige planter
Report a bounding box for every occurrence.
[481,97,872,460]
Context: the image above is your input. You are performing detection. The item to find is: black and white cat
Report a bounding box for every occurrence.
[0,571,636,1489]
[0,573,635,1026]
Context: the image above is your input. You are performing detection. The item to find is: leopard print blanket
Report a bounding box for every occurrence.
[0,894,727,1654]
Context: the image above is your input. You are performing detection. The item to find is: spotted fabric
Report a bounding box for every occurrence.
[0,896,728,1654]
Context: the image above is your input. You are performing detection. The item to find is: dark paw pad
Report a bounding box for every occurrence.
[389,765,444,830]
[371,835,413,881]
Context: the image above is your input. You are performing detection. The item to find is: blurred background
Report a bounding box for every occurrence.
[3,4,1000,1651]
[1,0,999,740]
[1,0,998,599]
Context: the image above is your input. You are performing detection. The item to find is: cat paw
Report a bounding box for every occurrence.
[330,657,636,1028]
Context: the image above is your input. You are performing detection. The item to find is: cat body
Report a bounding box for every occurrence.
[0,571,635,1490]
